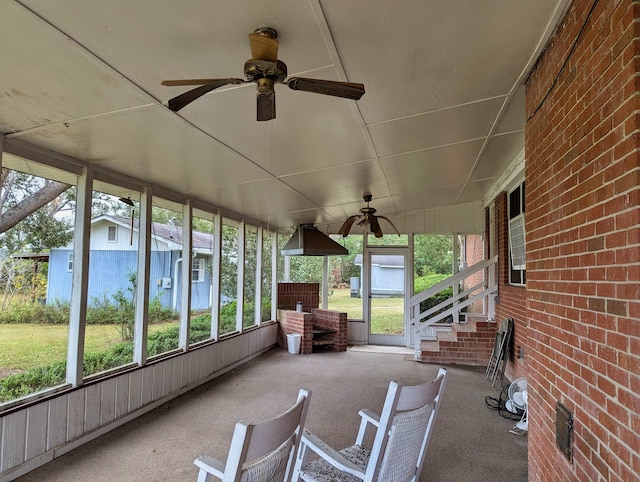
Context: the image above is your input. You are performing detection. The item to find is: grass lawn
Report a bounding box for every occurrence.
[0,322,177,373]
[1,289,405,374]
[328,288,404,335]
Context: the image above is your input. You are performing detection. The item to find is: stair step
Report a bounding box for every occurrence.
[420,341,440,352]
[437,331,457,342]
[417,315,498,367]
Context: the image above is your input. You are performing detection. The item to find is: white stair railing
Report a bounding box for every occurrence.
[410,256,497,359]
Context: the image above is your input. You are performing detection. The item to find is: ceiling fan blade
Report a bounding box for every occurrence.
[370,215,383,238]
[286,77,365,100]
[338,215,359,237]
[378,216,401,236]
[249,32,279,62]
[162,78,230,86]
[166,78,245,112]
[256,91,276,121]
[256,78,276,121]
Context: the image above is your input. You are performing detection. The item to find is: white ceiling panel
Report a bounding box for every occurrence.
[197,178,317,227]
[16,106,270,193]
[471,131,525,181]
[279,160,387,206]
[320,0,565,123]
[0,2,153,134]
[380,140,484,195]
[392,186,462,213]
[368,97,504,158]
[495,86,526,134]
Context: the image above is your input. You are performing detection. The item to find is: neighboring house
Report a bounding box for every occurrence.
[46,215,214,311]
[354,254,404,296]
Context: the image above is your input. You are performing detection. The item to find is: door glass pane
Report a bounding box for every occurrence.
[327,234,362,320]
[369,254,405,336]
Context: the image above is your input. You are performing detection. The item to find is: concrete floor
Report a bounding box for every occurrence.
[16,347,527,482]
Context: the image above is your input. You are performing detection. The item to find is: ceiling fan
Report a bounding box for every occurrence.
[338,194,400,238]
[161,27,365,121]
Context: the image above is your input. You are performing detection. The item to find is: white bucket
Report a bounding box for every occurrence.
[287,334,302,354]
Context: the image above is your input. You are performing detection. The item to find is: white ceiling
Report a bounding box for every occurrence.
[0,0,569,231]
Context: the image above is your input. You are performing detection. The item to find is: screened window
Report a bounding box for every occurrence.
[508,182,526,285]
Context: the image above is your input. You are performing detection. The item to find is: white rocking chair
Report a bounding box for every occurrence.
[292,368,447,482]
[195,388,312,482]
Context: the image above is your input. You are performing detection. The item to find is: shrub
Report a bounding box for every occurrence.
[0,361,67,402]
[0,299,70,324]
[415,274,455,323]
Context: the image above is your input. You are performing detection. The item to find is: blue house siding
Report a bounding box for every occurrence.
[46,249,211,311]
[46,249,73,303]
[354,254,405,297]
[370,265,404,296]
[173,255,212,312]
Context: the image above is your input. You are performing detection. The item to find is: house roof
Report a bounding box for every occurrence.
[94,215,214,251]
[354,254,404,268]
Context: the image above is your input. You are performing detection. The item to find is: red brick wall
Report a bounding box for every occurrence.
[277,282,320,312]
[524,1,640,480]
[312,308,348,351]
[280,311,314,354]
[493,191,528,381]
[463,233,486,313]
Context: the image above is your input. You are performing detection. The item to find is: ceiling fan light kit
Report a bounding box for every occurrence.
[338,194,400,238]
[162,27,365,121]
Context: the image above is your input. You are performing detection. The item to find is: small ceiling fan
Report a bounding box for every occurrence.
[338,194,400,238]
[161,27,365,121]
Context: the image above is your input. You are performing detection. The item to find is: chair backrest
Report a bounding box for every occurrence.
[366,368,448,482]
[222,388,311,482]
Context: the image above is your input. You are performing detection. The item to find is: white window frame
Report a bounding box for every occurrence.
[67,252,73,272]
[509,214,526,270]
[508,181,526,285]
[192,257,205,283]
[107,224,117,243]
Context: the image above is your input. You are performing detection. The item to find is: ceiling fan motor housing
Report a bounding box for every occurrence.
[244,59,287,82]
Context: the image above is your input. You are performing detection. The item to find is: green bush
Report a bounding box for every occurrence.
[414,273,450,293]
[0,302,268,402]
[0,296,177,329]
[0,361,67,402]
[0,299,70,324]
[415,273,455,323]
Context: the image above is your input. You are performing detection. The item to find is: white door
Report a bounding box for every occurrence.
[364,248,409,346]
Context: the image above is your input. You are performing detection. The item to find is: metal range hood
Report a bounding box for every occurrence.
[281,224,348,256]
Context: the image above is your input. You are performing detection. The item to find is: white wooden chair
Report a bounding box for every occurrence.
[195,388,311,482]
[292,368,447,482]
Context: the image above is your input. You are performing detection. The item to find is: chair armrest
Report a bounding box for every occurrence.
[355,409,380,445]
[194,455,225,478]
[357,409,380,426]
[300,430,365,479]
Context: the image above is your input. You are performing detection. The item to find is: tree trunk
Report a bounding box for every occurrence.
[0,180,71,234]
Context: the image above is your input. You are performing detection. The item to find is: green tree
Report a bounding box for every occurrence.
[413,234,452,275]
[0,169,73,254]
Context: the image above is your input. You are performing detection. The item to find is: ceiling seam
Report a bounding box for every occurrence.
[308,0,394,216]
[365,94,509,127]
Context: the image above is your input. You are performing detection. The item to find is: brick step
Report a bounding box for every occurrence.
[416,316,497,367]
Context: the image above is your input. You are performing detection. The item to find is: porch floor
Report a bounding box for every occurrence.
[16,347,527,481]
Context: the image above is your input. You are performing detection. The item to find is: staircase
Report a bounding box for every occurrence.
[410,257,498,367]
[417,314,496,366]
